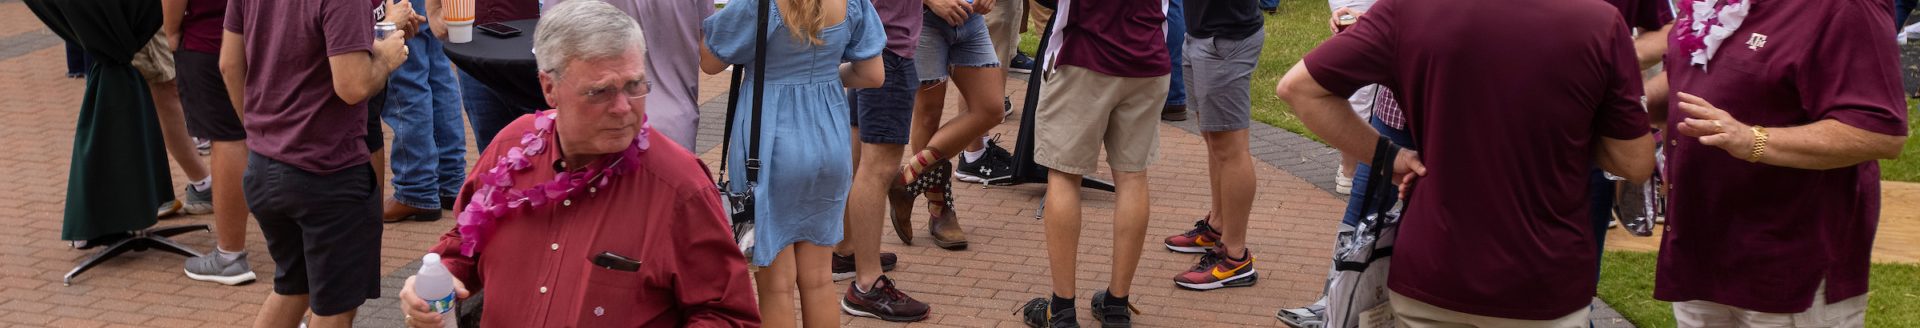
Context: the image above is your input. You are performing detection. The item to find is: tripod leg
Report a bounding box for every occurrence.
[64,238,139,286]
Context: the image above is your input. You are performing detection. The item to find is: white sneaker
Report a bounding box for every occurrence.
[1334,165,1353,195]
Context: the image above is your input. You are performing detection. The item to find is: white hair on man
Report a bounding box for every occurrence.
[533,0,645,77]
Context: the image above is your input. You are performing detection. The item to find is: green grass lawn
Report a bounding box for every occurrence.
[1599,251,1920,327]
[1887,102,1920,182]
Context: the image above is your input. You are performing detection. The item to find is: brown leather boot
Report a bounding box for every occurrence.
[927,192,968,250]
[382,198,443,223]
[887,183,916,245]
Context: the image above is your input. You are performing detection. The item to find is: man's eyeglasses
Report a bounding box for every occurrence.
[581,79,651,104]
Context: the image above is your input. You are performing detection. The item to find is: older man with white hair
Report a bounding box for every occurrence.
[395,1,759,326]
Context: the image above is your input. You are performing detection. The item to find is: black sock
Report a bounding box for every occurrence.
[1102,291,1128,305]
[1051,294,1074,312]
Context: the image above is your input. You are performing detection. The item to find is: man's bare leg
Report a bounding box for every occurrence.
[252,293,309,328]
[151,80,210,181]
[837,129,861,258]
[211,141,249,251]
[848,142,902,287]
[1107,170,1150,297]
[1042,170,1083,298]
[306,309,356,328]
[1203,130,1255,257]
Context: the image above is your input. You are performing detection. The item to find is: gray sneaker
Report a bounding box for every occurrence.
[184,251,257,285]
[181,185,213,215]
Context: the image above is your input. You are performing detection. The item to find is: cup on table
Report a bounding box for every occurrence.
[445,0,475,43]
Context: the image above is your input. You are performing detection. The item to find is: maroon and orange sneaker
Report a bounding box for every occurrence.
[1164,217,1221,254]
[1173,249,1258,291]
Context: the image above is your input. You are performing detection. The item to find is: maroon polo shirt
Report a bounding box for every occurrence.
[1655,0,1908,313]
[226,0,376,174]
[1056,0,1170,78]
[1302,0,1648,319]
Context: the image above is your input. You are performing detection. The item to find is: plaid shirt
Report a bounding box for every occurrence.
[1372,87,1405,129]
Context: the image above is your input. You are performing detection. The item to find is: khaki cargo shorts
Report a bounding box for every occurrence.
[131,32,175,83]
[1032,65,1170,176]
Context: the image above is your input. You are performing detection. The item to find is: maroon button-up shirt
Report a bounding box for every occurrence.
[1656,0,1908,313]
[429,115,760,327]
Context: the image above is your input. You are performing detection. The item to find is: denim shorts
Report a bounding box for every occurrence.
[848,52,918,145]
[915,11,999,83]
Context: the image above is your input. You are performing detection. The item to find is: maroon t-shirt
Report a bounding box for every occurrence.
[1056,0,1170,78]
[180,0,226,54]
[1655,0,1908,313]
[225,0,375,174]
[1302,0,1648,319]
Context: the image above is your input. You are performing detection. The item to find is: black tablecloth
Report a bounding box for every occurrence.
[443,19,546,110]
[26,0,175,241]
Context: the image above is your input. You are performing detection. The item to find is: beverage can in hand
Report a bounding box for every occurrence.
[376,22,398,40]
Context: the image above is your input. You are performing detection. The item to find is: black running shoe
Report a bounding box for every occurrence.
[956,135,1017,186]
[1010,52,1036,74]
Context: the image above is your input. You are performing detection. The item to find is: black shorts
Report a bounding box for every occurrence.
[175,50,244,141]
[243,152,383,316]
[847,52,917,145]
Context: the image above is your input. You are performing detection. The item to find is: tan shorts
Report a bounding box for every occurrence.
[131,32,175,83]
[984,0,1024,63]
[1389,290,1590,328]
[1672,281,1867,328]
[1033,65,1169,176]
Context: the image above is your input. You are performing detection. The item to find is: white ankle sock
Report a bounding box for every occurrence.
[190,178,211,192]
[216,248,244,262]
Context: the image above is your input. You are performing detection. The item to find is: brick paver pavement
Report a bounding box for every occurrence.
[0,1,1774,325]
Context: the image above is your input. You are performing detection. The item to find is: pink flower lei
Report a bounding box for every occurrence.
[1673,0,1751,69]
[455,111,650,256]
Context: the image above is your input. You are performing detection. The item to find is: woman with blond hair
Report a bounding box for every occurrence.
[702,0,885,325]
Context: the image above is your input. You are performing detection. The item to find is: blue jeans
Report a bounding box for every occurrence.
[459,70,538,153]
[382,19,466,209]
[1899,0,1916,28]
[1341,116,1412,226]
[1588,167,1613,259]
[1165,0,1187,107]
[1261,0,1279,10]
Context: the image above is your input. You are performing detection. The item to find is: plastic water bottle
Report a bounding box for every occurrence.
[414,253,459,328]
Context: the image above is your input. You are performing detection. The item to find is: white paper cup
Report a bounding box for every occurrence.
[447,20,474,43]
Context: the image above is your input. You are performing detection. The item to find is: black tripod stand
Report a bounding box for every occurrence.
[64,224,207,286]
